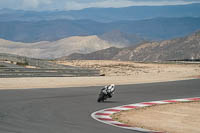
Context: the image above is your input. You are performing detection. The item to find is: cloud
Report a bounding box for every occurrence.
[64,0,135,10]
[64,0,200,10]
[22,0,39,9]
[127,0,200,6]
[21,0,53,10]
[0,0,200,11]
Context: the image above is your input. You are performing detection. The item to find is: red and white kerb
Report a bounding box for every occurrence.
[91,97,200,133]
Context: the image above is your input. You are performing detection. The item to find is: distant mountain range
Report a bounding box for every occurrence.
[0,4,200,42]
[0,3,200,22]
[0,17,200,42]
[61,30,200,62]
[1,3,200,61]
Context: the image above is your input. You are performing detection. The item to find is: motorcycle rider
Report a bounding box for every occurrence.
[101,84,115,98]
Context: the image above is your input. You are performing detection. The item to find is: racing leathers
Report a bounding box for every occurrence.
[101,84,115,98]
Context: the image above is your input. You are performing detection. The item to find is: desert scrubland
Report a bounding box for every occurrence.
[56,60,200,77]
[0,60,199,90]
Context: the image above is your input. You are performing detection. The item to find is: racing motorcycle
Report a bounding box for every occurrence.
[97,84,115,102]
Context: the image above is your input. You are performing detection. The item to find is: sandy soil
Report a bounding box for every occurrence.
[0,60,200,90]
[56,60,200,76]
[112,101,200,133]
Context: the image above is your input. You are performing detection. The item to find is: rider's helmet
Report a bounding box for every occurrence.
[107,84,115,93]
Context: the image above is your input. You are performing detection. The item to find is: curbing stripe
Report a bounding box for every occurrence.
[91,97,200,133]
[187,97,200,101]
[121,105,138,108]
[141,102,158,105]
[98,118,114,121]
[104,109,121,112]
[163,100,177,103]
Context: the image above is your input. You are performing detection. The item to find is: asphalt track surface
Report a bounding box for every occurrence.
[0,79,200,133]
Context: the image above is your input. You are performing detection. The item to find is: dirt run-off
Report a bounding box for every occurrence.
[112,101,200,133]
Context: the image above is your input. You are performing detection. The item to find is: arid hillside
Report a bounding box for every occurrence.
[64,31,200,62]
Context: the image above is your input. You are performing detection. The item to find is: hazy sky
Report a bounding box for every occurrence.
[0,0,200,11]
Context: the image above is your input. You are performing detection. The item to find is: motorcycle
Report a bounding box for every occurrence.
[97,84,115,102]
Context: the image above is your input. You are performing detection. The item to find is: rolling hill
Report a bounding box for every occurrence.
[0,35,129,59]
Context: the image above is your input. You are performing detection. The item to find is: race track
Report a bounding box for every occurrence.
[0,79,200,133]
